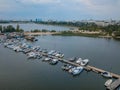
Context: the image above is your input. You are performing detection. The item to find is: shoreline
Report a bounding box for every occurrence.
[23,31,120,39]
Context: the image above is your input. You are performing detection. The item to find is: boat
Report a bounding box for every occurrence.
[43,57,51,62]
[76,58,82,64]
[61,64,73,71]
[104,79,113,87]
[48,50,56,55]
[27,52,36,58]
[49,59,58,65]
[69,66,84,75]
[68,57,77,62]
[101,71,112,78]
[80,59,89,66]
[55,53,64,58]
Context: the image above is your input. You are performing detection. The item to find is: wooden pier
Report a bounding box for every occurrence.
[40,52,120,90]
[41,52,120,79]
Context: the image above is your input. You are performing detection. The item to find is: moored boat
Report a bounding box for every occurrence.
[69,66,84,75]
[101,71,112,78]
[80,59,89,66]
[49,59,58,65]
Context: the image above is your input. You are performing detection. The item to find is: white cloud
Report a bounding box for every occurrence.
[16,0,60,4]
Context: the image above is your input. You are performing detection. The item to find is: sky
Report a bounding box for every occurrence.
[0,0,120,21]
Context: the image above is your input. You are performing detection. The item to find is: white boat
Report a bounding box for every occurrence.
[27,52,36,58]
[70,66,84,75]
[61,64,73,71]
[80,59,89,66]
[101,71,112,78]
[76,58,82,64]
[48,50,56,55]
[68,57,77,62]
[43,57,51,61]
[49,59,58,65]
[55,53,64,58]
[104,79,113,87]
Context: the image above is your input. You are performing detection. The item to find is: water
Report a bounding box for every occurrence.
[0,35,120,90]
[0,23,74,31]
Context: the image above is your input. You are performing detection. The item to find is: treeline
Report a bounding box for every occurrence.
[0,25,24,33]
[36,21,120,34]
[35,21,86,27]
[78,23,120,35]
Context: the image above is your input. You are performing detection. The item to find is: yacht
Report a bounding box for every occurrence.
[49,59,58,65]
[80,59,89,66]
[101,71,112,78]
[69,66,84,75]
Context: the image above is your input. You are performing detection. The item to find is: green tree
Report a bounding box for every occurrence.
[0,25,2,32]
[16,24,20,32]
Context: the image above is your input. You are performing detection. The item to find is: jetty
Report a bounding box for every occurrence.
[40,52,120,90]
[41,52,120,79]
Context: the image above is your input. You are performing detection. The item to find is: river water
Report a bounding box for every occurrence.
[0,35,120,90]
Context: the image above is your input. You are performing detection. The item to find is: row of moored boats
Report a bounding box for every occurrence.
[0,36,113,77]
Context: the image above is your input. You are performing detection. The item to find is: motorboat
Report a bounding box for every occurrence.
[55,53,64,58]
[76,58,82,64]
[43,57,51,62]
[61,64,73,71]
[69,66,84,75]
[49,59,58,65]
[48,50,56,55]
[68,57,77,62]
[104,79,113,87]
[27,52,36,58]
[101,71,112,78]
[80,59,89,66]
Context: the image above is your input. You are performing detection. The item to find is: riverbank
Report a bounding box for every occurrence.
[23,31,120,39]
[24,32,59,36]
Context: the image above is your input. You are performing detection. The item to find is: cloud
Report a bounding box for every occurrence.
[0,0,120,20]
[16,0,60,4]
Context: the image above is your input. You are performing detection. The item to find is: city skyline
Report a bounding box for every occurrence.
[0,0,120,20]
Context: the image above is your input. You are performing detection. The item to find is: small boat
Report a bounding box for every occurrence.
[43,57,51,62]
[101,71,112,78]
[48,50,56,55]
[76,58,82,64]
[49,59,58,65]
[55,53,64,58]
[68,57,77,62]
[104,79,113,87]
[61,64,73,71]
[69,66,84,75]
[80,59,89,66]
[27,52,36,58]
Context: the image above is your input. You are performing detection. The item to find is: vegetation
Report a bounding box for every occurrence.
[50,30,56,32]
[0,21,120,38]
[36,21,120,36]
[31,29,41,32]
[53,31,101,37]
[0,25,24,33]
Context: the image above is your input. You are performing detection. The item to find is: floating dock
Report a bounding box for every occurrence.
[107,79,120,90]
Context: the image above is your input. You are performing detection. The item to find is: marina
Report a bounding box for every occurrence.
[0,33,120,90]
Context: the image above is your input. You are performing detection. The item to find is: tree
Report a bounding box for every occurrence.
[16,24,20,32]
[0,25,2,33]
